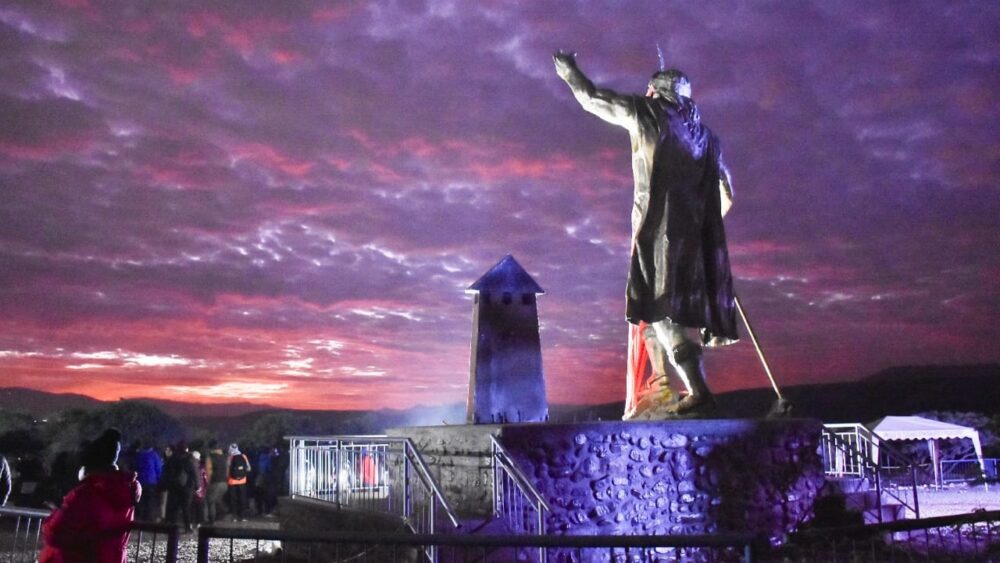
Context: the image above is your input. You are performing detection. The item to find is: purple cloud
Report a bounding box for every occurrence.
[0,1,996,409]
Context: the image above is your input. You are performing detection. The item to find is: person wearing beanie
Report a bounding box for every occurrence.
[40,428,141,563]
[226,443,251,521]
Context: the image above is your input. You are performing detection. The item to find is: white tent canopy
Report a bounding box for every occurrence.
[868,415,986,485]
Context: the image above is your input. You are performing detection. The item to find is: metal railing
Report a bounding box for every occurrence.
[822,423,872,478]
[0,505,179,563]
[288,436,460,540]
[941,457,997,484]
[786,508,1000,562]
[490,436,551,562]
[821,424,922,521]
[0,506,48,563]
[195,524,757,562]
[124,521,182,563]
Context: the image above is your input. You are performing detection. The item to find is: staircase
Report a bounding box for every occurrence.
[821,424,923,523]
[827,477,906,524]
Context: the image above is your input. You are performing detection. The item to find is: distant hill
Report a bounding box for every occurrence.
[120,397,270,418]
[0,387,270,418]
[781,363,1000,422]
[0,387,103,416]
[2,363,997,430]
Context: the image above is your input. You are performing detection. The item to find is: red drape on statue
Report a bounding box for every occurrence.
[625,321,649,416]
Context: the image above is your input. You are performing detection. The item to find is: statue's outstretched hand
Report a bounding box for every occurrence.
[553,50,577,78]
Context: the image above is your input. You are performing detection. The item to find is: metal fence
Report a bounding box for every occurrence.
[0,506,48,563]
[941,458,998,484]
[195,524,757,563]
[0,505,180,563]
[287,436,460,541]
[822,423,872,479]
[783,508,1000,562]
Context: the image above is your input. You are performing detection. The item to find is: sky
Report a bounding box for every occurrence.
[0,1,997,411]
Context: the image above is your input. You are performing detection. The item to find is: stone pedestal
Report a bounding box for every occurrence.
[386,424,502,519]
[389,418,825,540]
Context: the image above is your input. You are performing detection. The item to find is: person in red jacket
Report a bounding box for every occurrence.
[39,428,141,563]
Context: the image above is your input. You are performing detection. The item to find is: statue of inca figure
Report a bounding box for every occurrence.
[554,51,739,418]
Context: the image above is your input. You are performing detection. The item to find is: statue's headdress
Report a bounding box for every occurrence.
[649,42,691,99]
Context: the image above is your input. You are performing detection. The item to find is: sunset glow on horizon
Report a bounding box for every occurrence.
[0,2,997,411]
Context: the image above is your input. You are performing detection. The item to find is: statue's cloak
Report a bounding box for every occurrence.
[625,101,739,345]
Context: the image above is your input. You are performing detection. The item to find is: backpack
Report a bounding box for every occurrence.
[229,455,249,481]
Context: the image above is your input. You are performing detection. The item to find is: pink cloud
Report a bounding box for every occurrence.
[271,49,304,65]
[230,143,316,178]
[166,65,200,86]
[185,10,225,39]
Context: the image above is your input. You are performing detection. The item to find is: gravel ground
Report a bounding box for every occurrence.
[914,483,1000,518]
[187,518,281,563]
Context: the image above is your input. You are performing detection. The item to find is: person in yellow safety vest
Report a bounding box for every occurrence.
[226,443,251,521]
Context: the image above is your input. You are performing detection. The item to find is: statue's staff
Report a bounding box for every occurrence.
[734,295,793,416]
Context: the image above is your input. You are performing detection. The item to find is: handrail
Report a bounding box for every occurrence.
[822,425,921,520]
[0,506,50,518]
[490,433,549,563]
[826,423,931,478]
[286,434,389,441]
[402,438,462,529]
[490,436,550,513]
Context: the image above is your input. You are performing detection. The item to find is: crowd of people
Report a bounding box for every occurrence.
[1,428,290,562]
[1,432,289,526]
[125,440,286,532]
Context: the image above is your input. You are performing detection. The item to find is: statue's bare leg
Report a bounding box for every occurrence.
[651,320,716,417]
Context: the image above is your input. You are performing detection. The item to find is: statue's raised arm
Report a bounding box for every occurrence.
[553,51,635,131]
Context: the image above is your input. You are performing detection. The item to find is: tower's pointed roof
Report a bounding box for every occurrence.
[468,254,544,294]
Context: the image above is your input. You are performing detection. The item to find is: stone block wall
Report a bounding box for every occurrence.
[499,419,826,540]
[386,424,501,519]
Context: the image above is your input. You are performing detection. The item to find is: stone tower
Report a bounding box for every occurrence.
[466,254,548,424]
